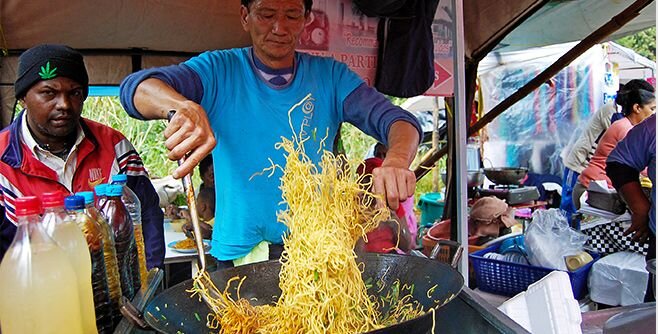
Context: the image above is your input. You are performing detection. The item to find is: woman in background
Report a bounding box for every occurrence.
[573,88,655,209]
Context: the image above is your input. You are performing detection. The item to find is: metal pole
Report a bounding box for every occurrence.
[452,0,469,279]
[432,97,441,192]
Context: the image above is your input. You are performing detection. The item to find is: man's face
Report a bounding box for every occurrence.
[22,77,84,141]
[241,0,308,67]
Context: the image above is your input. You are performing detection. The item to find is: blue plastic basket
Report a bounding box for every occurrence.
[469,243,599,299]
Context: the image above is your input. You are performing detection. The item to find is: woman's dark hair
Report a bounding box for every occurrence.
[615,79,654,107]
[618,88,655,116]
[241,0,313,12]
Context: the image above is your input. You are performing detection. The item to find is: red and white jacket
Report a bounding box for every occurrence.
[0,113,165,268]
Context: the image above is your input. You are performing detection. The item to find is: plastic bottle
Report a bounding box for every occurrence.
[111,174,148,287]
[0,196,84,334]
[66,195,113,333]
[77,191,123,327]
[95,183,109,210]
[100,184,139,299]
[41,192,98,334]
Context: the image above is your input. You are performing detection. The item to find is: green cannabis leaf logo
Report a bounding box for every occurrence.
[38,61,58,79]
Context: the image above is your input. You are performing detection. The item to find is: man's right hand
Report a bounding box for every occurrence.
[133,78,216,178]
[164,101,216,178]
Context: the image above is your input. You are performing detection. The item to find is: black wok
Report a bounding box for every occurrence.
[144,253,464,333]
[483,167,528,185]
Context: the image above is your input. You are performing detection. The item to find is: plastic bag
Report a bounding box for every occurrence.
[525,209,589,270]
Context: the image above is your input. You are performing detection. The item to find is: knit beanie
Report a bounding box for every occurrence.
[14,44,89,99]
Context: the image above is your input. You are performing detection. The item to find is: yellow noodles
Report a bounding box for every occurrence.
[189,96,426,333]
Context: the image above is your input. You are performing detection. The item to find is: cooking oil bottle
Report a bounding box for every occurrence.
[100,184,138,299]
[77,190,123,328]
[111,174,148,288]
[0,196,84,334]
[66,195,113,333]
[41,192,98,334]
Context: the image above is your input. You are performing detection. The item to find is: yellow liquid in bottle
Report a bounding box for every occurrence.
[91,208,123,321]
[75,210,113,332]
[52,218,99,334]
[133,224,148,288]
[0,236,84,334]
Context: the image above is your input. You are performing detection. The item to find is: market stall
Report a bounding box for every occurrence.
[0,0,656,333]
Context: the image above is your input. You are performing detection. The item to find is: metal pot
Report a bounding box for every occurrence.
[482,167,528,185]
[143,253,464,333]
[441,169,485,188]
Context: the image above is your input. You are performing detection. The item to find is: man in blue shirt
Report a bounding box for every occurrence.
[120,0,421,266]
[607,113,656,301]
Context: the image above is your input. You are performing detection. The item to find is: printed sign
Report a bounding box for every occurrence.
[299,0,455,96]
[298,0,379,86]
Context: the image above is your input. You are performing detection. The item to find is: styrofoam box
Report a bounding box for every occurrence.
[588,251,649,306]
[498,271,582,334]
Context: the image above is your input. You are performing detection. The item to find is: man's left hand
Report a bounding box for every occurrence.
[372,159,415,210]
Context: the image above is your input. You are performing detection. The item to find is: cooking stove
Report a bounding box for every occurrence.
[476,184,540,205]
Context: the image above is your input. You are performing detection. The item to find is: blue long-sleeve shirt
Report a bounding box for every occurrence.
[120,48,421,260]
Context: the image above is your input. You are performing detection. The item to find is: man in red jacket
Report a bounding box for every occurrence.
[0,44,165,268]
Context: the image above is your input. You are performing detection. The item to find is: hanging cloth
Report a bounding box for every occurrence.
[356,0,440,97]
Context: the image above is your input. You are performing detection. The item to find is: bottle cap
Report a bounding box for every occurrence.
[95,184,108,197]
[64,195,85,210]
[111,174,127,183]
[75,191,95,205]
[41,191,65,208]
[15,196,42,216]
[106,184,124,197]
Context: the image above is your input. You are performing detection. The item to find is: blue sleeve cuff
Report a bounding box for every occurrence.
[343,83,422,146]
[119,64,204,120]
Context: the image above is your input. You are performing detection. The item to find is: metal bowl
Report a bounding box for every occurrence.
[482,167,528,185]
[441,169,485,188]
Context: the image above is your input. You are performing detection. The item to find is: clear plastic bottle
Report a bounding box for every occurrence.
[100,184,139,299]
[66,195,113,333]
[111,174,148,288]
[77,191,123,328]
[41,192,98,334]
[0,196,84,334]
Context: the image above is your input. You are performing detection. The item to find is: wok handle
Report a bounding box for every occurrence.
[429,239,463,269]
[115,268,164,332]
[119,296,151,330]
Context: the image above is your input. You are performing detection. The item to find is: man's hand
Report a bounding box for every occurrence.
[132,78,216,179]
[372,121,419,210]
[372,157,415,210]
[164,101,216,179]
[616,181,651,243]
[182,221,213,240]
[624,211,651,243]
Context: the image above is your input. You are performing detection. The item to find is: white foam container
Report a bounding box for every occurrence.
[498,271,582,334]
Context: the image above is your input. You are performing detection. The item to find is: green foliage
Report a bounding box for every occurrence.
[615,27,656,61]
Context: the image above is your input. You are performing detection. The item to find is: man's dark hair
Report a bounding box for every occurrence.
[241,0,313,12]
[199,154,213,176]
